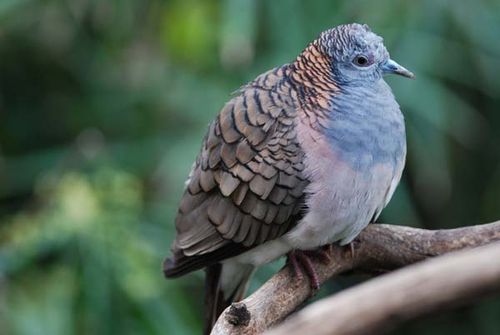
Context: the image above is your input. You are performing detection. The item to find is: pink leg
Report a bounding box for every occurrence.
[286,241,357,291]
[288,241,356,292]
[287,248,330,291]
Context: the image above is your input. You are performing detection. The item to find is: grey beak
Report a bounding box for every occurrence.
[382,59,415,79]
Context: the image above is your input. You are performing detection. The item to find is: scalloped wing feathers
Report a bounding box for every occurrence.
[164,67,308,276]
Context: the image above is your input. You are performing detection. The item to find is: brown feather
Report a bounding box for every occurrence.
[220,142,238,168]
[240,191,259,214]
[236,140,255,164]
[257,224,271,244]
[232,183,249,206]
[251,198,268,221]
[243,218,261,246]
[207,196,230,226]
[205,122,219,149]
[187,171,202,195]
[259,163,278,179]
[233,214,253,243]
[199,170,217,192]
[208,143,221,169]
[222,210,243,239]
[219,104,240,144]
[218,206,237,235]
[263,203,279,224]
[267,186,288,205]
[219,171,240,197]
[231,163,254,182]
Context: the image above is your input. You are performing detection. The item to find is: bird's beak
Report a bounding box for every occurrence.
[382,59,415,79]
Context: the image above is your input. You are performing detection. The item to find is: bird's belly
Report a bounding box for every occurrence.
[284,156,398,250]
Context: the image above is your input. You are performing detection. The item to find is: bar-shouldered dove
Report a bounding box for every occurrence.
[163,23,414,334]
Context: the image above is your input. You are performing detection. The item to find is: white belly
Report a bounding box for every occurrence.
[284,160,398,249]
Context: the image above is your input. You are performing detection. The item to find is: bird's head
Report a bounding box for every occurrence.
[313,23,414,85]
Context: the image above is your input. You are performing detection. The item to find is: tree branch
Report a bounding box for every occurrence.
[266,241,500,335]
[210,221,500,335]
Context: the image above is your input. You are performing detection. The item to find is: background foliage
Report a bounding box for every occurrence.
[1,0,500,334]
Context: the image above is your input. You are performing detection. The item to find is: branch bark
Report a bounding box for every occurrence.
[210,221,500,335]
[267,240,500,335]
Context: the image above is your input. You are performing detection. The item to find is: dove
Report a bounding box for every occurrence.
[163,23,414,334]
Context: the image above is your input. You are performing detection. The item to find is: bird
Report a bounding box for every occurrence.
[163,23,414,334]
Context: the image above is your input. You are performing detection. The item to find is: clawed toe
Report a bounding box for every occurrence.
[307,245,333,264]
[343,238,360,259]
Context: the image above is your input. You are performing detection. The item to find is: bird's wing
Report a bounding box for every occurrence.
[164,68,308,276]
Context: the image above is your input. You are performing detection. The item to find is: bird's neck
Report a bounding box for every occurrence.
[288,43,342,130]
[289,42,339,98]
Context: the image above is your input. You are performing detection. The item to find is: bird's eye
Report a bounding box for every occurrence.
[353,55,370,67]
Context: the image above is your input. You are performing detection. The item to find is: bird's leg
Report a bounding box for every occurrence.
[287,247,333,291]
[287,250,320,290]
[287,241,359,291]
[286,238,366,291]
[287,250,304,282]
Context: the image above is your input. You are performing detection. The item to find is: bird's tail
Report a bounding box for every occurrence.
[204,263,255,335]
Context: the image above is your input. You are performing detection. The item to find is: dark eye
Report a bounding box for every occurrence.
[353,55,370,67]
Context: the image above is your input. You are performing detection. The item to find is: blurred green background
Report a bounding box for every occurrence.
[1,0,500,334]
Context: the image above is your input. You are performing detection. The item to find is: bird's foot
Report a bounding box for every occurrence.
[286,247,333,292]
[343,238,360,260]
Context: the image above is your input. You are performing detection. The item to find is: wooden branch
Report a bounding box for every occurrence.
[266,241,500,335]
[210,221,500,335]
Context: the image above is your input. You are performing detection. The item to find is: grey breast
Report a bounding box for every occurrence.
[323,80,406,172]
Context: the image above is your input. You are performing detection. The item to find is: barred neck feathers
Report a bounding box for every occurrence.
[245,65,291,91]
[289,42,339,130]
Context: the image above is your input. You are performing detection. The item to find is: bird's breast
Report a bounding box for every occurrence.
[322,83,406,171]
[287,83,406,248]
